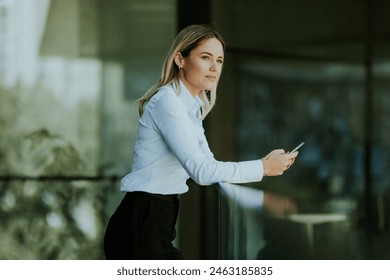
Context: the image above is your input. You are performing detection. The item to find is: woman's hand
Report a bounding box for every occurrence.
[261,149,298,176]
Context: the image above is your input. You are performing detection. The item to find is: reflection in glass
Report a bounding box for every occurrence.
[0,0,176,259]
[218,58,390,259]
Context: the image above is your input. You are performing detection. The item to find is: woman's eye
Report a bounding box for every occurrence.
[217,59,224,64]
[202,56,210,60]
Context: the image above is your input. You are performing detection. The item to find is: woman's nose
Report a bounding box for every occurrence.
[210,61,217,71]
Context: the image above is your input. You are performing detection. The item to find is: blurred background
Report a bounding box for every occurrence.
[0,0,390,259]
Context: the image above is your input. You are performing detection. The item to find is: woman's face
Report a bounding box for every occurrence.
[177,37,224,96]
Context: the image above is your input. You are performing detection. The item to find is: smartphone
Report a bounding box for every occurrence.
[289,142,305,153]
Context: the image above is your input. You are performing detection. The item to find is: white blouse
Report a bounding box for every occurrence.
[120,80,264,194]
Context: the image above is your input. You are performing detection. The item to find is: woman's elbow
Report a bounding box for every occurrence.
[191,175,216,186]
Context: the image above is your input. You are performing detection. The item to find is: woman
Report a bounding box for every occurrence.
[104,24,298,260]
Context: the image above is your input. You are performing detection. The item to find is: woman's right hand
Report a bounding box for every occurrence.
[261,149,298,176]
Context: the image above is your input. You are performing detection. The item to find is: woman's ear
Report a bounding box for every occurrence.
[174,52,184,69]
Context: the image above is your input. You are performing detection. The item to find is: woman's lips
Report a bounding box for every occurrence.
[206,76,216,81]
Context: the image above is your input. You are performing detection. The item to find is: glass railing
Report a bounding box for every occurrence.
[217,181,363,259]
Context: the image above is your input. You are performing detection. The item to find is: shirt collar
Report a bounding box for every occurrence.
[177,80,204,116]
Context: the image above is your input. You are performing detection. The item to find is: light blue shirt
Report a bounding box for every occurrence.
[120,81,264,195]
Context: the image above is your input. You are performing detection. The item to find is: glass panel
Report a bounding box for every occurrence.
[0,179,120,259]
[0,0,176,259]
[217,56,390,259]
[213,0,390,260]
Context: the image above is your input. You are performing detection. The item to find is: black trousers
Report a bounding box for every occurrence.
[104,191,182,260]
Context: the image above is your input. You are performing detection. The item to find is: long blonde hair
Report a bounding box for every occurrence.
[138,24,225,120]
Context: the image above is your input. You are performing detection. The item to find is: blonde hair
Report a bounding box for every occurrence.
[138,24,225,120]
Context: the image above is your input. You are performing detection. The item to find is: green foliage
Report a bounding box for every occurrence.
[0,88,107,259]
